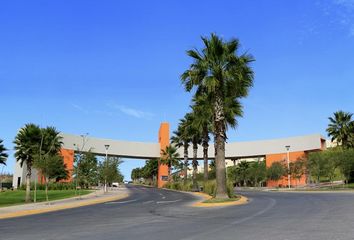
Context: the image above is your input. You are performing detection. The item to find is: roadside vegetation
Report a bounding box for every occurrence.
[133,109,354,196]
[1,124,124,206]
[0,189,91,207]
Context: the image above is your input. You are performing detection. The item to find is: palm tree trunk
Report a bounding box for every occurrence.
[203,146,208,182]
[45,176,49,202]
[214,95,228,198]
[203,126,209,182]
[168,164,171,182]
[192,143,198,191]
[25,164,32,203]
[183,142,188,185]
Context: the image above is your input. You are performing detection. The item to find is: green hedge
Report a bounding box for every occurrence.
[164,180,235,198]
[164,182,192,191]
[19,182,76,190]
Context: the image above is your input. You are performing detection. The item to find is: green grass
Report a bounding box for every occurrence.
[203,196,240,204]
[0,190,92,207]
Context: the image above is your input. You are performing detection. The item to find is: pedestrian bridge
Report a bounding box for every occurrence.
[13,122,326,188]
[60,131,325,159]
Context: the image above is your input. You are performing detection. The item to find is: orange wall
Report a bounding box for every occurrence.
[37,148,74,183]
[158,122,170,188]
[266,151,307,187]
[60,148,74,182]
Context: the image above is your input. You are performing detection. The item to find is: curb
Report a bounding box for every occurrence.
[0,192,129,220]
[161,187,249,208]
[191,194,248,207]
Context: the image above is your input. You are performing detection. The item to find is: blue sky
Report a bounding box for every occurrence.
[1,0,354,180]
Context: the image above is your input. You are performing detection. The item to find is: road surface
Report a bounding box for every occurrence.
[1,185,354,240]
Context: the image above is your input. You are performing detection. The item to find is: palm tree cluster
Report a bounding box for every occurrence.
[14,123,66,202]
[327,111,354,149]
[172,33,254,198]
[0,139,8,166]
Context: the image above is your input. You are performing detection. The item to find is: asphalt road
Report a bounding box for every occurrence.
[1,185,354,240]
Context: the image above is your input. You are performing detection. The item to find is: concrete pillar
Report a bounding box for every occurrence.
[157,122,169,188]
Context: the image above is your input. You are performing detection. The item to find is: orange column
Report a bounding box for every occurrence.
[60,148,75,182]
[266,151,307,187]
[158,122,170,188]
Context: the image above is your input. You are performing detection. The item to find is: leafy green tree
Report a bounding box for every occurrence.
[228,161,266,187]
[75,152,98,188]
[33,126,65,201]
[131,167,142,182]
[160,145,181,182]
[0,139,8,166]
[290,157,307,187]
[98,156,124,189]
[237,161,250,186]
[249,160,267,187]
[337,149,354,184]
[14,123,42,202]
[323,150,340,184]
[181,34,254,198]
[267,162,286,182]
[327,111,354,148]
[308,152,327,183]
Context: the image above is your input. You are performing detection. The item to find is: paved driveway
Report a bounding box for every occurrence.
[1,185,353,240]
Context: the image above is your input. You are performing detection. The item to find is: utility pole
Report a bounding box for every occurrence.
[104,144,110,193]
[285,145,291,189]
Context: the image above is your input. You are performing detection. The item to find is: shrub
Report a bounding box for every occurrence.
[164,181,192,191]
[203,180,216,197]
[202,180,235,198]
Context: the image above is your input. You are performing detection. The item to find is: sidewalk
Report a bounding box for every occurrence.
[0,187,130,219]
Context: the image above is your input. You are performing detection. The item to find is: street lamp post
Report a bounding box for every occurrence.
[285,145,291,189]
[104,144,110,193]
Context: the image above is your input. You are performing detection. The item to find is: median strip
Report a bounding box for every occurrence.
[191,192,248,207]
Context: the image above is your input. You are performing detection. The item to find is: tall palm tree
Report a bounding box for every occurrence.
[160,145,180,182]
[181,34,254,198]
[171,118,191,184]
[191,94,213,182]
[327,111,354,148]
[185,112,202,191]
[14,123,41,202]
[0,139,8,166]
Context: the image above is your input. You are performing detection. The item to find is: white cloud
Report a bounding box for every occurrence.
[71,103,89,114]
[334,0,354,9]
[318,0,354,37]
[109,104,154,120]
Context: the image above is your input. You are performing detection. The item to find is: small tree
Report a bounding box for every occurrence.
[249,161,267,187]
[160,145,181,182]
[141,159,159,185]
[290,157,306,187]
[308,152,326,184]
[98,156,124,191]
[75,152,98,189]
[267,162,286,184]
[33,126,65,202]
[338,149,354,184]
[131,167,142,182]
